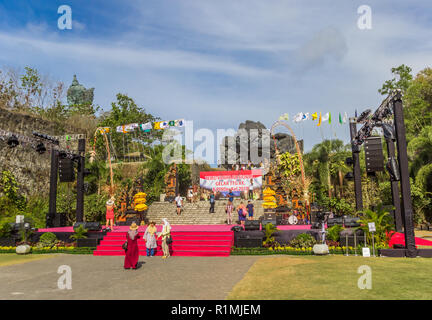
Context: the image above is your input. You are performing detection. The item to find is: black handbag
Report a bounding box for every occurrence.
[122,241,128,251]
[166,235,173,245]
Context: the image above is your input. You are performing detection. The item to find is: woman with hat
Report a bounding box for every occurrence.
[157,218,171,259]
[105,197,116,230]
[144,221,157,257]
[124,222,140,269]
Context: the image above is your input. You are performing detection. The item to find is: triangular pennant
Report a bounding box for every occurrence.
[317,112,322,126]
[339,113,343,124]
[312,112,318,121]
[328,112,331,124]
[343,112,348,123]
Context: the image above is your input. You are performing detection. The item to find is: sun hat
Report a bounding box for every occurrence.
[129,222,139,230]
[106,199,114,206]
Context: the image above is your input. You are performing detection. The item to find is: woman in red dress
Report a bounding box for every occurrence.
[105,198,116,230]
[124,222,140,269]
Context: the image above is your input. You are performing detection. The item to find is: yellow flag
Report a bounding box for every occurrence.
[154,121,161,130]
[317,112,322,126]
[312,112,318,120]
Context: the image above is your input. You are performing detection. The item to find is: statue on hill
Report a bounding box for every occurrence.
[67,75,94,106]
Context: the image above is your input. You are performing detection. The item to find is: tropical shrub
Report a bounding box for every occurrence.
[289,233,317,248]
[327,225,344,242]
[356,204,395,247]
[39,232,58,247]
[262,223,279,248]
[69,225,88,240]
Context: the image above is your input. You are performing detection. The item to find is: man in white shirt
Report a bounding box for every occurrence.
[175,193,183,215]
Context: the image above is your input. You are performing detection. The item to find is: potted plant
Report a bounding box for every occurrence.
[70,225,90,247]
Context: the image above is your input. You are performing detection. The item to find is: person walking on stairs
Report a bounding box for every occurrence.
[209,192,215,213]
[175,193,183,216]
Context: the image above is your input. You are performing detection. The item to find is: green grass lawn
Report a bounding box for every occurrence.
[227,255,432,300]
[0,254,56,267]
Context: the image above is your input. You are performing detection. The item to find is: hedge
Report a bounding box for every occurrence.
[0,246,94,254]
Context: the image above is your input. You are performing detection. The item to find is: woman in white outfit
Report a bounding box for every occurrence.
[158,218,171,259]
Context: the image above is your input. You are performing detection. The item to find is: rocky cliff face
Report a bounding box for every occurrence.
[0,108,82,197]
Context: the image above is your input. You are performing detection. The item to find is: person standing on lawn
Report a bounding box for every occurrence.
[124,222,140,269]
[144,221,157,257]
[158,218,172,259]
[209,192,215,213]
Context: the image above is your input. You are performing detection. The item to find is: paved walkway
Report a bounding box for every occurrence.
[0,254,259,300]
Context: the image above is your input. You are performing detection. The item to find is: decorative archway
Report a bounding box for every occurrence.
[270,120,307,203]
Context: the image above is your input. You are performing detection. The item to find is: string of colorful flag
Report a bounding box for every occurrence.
[278,112,349,126]
[95,119,185,135]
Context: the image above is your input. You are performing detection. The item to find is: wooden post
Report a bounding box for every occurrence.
[392,95,416,257]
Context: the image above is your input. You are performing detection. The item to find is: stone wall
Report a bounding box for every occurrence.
[0,108,83,196]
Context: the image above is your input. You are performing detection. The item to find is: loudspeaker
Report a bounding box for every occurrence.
[364,137,384,173]
[327,217,344,227]
[244,220,260,231]
[73,222,100,231]
[235,235,263,248]
[343,216,360,228]
[231,226,243,232]
[46,213,66,228]
[84,222,101,231]
[59,157,75,182]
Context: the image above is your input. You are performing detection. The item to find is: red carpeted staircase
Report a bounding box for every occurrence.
[93,230,233,257]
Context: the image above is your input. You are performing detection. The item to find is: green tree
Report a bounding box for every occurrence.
[98,93,159,159]
[378,64,413,96]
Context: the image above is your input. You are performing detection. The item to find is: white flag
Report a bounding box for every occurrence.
[343,112,348,123]
[293,112,303,123]
[302,113,310,121]
[322,113,329,122]
[175,119,185,127]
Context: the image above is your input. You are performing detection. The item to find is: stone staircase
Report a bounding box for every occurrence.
[143,200,264,225]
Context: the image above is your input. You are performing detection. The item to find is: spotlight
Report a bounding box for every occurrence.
[345,157,354,166]
[35,142,46,154]
[357,109,372,123]
[7,135,19,148]
[381,123,395,141]
[344,172,354,180]
[386,157,400,181]
[59,150,68,159]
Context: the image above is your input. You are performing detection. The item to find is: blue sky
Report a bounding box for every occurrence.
[0,0,431,162]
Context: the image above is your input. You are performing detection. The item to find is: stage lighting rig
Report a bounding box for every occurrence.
[32,131,59,145]
[35,142,47,154]
[7,135,19,148]
[356,109,372,123]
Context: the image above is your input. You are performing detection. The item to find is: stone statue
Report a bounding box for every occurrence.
[67,75,94,105]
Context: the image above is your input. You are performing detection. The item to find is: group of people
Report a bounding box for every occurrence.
[230,160,264,171]
[123,218,172,270]
[224,189,254,226]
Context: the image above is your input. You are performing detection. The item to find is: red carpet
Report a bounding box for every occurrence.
[389,232,432,248]
[93,226,234,257]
